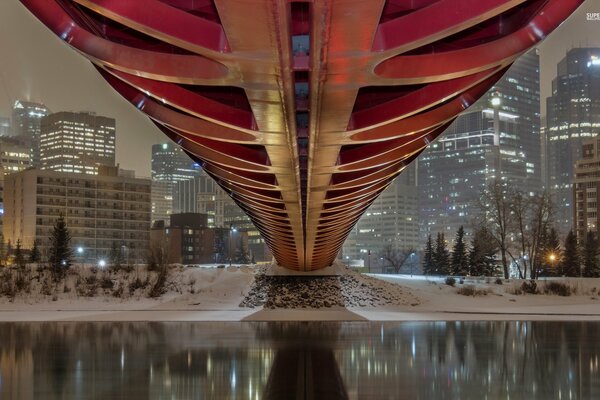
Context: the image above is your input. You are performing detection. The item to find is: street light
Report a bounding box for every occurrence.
[229,224,236,267]
[548,253,556,277]
[98,259,106,268]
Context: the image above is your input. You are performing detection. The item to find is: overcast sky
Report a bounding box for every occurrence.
[1,1,599,177]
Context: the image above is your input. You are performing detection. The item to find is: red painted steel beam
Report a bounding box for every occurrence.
[19,0,584,270]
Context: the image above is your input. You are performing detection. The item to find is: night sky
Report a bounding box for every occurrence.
[1,1,599,177]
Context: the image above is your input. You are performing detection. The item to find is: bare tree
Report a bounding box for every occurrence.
[475,180,512,278]
[381,244,415,274]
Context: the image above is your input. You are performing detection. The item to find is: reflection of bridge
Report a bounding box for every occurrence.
[20,0,583,270]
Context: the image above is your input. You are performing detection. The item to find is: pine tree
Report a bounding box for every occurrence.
[48,214,73,277]
[29,240,41,264]
[450,226,469,276]
[422,234,435,275]
[434,232,450,275]
[539,227,561,277]
[110,242,125,270]
[469,228,499,277]
[14,239,25,269]
[562,230,580,277]
[582,230,600,278]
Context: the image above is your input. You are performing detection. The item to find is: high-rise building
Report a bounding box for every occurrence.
[343,164,419,265]
[151,142,202,224]
[417,51,541,241]
[173,172,216,216]
[418,104,526,240]
[490,50,541,190]
[573,137,600,239]
[39,111,116,174]
[11,100,50,166]
[0,137,31,231]
[3,166,151,263]
[546,48,600,231]
[0,117,10,136]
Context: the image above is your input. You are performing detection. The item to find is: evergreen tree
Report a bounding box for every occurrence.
[562,230,580,277]
[434,232,450,275]
[422,234,435,275]
[48,214,73,277]
[14,239,25,269]
[539,227,561,276]
[450,226,469,276]
[469,228,499,276]
[29,240,41,264]
[110,242,125,270]
[582,230,600,278]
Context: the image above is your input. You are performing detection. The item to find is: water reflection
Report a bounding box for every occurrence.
[0,321,598,399]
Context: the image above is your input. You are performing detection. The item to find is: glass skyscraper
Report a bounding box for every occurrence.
[417,50,541,242]
[546,48,600,232]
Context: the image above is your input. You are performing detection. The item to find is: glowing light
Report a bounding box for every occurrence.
[98,259,106,268]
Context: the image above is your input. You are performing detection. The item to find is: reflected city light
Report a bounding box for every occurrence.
[0,322,598,399]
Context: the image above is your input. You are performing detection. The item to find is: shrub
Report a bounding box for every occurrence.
[543,281,573,297]
[456,285,488,296]
[112,285,123,298]
[148,268,168,298]
[445,277,456,287]
[521,280,538,294]
[495,278,503,285]
[100,275,114,290]
[128,277,145,295]
[459,278,465,285]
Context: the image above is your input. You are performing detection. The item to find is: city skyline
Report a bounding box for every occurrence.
[0,2,598,179]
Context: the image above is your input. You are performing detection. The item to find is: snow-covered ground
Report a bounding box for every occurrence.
[0,263,599,321]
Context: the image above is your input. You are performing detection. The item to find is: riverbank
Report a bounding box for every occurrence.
[0,264,599,322]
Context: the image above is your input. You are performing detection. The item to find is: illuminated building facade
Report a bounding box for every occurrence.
[343,165,418,263]
[417,50,540,242]
[11,100,49,166]
[573,137,600,239]
[0,117,10,136]
[3,166,151,263]
[546,48,600,232]
[151,142,202,224]
[19,0,584,270]
[419,105,524,239]
[0,137,31,231]
[40,111,116,174]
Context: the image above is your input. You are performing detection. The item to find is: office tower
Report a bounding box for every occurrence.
[546,48,600,231]
[151,142,201,224]
[11,100,50,166]
[40,111,116,174]
[0,117,10,136]
[573,137,600,239]
[490,50,541,191]
[3,166,151,263]
[173,171,216,216]
[0,138,31,231]
[417,51,541,241]
[418,103,526,240]
[343,164,419,265]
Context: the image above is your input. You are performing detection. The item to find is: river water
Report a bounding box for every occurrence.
[0,321,598,399]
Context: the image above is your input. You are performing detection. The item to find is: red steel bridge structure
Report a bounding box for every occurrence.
[20,0,583,270]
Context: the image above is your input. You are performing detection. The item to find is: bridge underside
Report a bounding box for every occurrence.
[21,0,583,270]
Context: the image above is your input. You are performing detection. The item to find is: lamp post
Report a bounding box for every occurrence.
[77,246,84,266]
[229,224,237,267]
[549,253,556,278]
